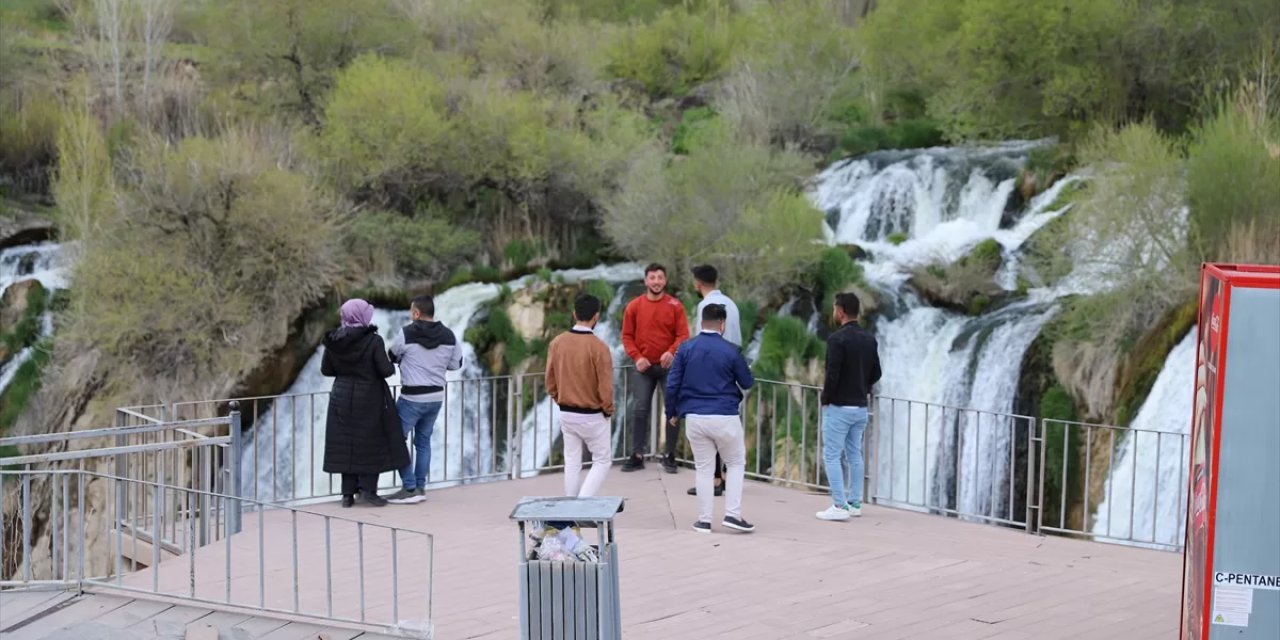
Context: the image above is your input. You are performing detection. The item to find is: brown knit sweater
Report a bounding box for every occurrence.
[545,328,615,416]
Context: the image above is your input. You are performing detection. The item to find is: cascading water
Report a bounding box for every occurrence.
[811,142,1082,520]
[517,268,645,473]
[1,242,67,295]
[1091,329,1195,547]
[242,263,644,499]
[0,242,67,396]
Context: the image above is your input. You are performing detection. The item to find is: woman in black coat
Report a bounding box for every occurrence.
[321,299,410,507]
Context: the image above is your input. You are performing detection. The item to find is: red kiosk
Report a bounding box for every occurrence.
[1181,263,1280,639]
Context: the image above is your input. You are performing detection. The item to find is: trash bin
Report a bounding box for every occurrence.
[510,496,625,640]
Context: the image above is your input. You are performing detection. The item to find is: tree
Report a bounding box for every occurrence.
[52,80,113,242]
[60,127,343,394]
[206,0,412,125]
[1186,82,1280,263]
[137,0,173,113]
[718,0,861,149]
[602,119,822,301]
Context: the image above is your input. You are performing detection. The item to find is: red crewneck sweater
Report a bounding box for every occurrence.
[621,293,689,363]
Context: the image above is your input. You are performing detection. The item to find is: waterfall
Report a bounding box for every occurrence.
[1,242,68,296]
[1091,329,1196,547]
[517,267,645,473]
[811,142,1079,521]
[0,242,68,397]
[240,284,499,501]
[242,263,644,499]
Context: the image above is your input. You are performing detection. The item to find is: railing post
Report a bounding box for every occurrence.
[511,376,522,480]
[867,395,879,505]
[228,401,243,536]
[1025,417,1039,534]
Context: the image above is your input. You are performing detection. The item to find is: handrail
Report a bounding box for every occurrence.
[0,416,229,447]
[108,371,1191,552]
[0,436,230,466]
[0,468,435,637]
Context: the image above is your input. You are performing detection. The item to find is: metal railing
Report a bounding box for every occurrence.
[870,396,1038,530]
[0,469,434,636]
[111,368,1190,552]
[1037,419,1189,550]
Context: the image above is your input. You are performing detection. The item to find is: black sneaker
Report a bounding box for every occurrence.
[341,495,354,508]
[620,455,644,472]
[686,484,724,496]
[661,456,678,474]
[691,521,711,534]
[362,492,388,507]
[722,516,755,532]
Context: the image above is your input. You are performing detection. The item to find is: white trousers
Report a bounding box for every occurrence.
[686,414,746,523]
[561,412,613,497]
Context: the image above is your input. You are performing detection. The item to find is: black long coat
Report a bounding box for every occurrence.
[320,325,411,475]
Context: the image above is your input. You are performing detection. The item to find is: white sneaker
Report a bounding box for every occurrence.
[845,502,862,517]
[816,505,851,521]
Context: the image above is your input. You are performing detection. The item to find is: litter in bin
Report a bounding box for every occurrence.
[526,521,600,562]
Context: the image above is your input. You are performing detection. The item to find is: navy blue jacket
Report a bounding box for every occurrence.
[665,331,755,418]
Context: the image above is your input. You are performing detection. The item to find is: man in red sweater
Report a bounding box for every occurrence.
[621,263,689,473]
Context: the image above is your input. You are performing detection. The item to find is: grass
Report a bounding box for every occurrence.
[1113,298,1197,425]
[753,315,824,380]
[1,284,46,359]
[0,338,52,435]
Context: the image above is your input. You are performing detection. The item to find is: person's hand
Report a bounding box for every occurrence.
[659,351,674,368]
[636,357,651,372]
[669,416,679,426]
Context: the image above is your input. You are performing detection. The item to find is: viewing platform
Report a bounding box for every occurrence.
[2,464,1181,639]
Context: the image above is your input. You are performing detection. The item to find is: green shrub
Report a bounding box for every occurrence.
[604,3,739,97]
[0,88,59,179]
[1186,96,1280,259]
[963,238,1002,269]
[0,339,51,433]
[967,293,992,316]
[887,232,908,246]
[1039,382,1081,527]
[837,119,945,157]
[503,239,543,269]
[473,265,501,282]
[754,315,825,380]
[671,106,718,155]
[583,280,614,311]
[348,208,480,283]
[737,299,760,341]
[545,311,573,333]
[809,246,864,323]
[0,284,46,357]
[61,129,344,386]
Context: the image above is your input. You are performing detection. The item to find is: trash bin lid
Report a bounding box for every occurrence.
[509,496,625,522]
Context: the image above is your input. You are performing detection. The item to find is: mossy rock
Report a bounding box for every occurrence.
[1112,297,1197,426]
[909,240,1006,316]
[0,279,46,366]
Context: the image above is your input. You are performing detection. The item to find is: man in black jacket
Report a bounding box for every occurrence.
[817,293,882,521]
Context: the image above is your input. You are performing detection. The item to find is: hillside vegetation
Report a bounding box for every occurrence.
[0,0,1276,404]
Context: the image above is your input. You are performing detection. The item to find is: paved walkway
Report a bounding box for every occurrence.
[19,466,1182,639]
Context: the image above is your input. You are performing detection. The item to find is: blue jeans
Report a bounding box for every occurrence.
[398,398,442,490]
[822,405,868,508]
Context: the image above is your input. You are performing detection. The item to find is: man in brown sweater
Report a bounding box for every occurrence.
[545,293,616,497]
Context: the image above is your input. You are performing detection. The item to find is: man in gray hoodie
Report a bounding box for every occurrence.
[384,295,464,504]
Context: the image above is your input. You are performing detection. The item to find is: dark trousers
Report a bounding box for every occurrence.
[341,473,378,496]
[630,365,673,458]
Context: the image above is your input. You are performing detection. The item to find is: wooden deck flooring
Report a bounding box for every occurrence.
[4,465,1182,639]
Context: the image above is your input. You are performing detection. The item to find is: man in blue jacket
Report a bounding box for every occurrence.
[665,303,756,534]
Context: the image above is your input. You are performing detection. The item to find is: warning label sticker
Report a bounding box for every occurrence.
[1212,611,1249,627]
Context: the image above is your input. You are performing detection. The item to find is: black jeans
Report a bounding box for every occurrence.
[629,365,674,458]
[341,473,378,496]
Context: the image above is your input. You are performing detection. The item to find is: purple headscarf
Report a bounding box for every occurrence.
[340,298,375,328]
